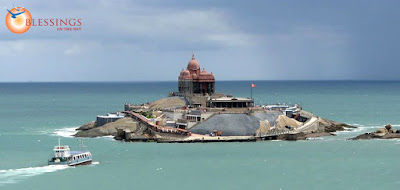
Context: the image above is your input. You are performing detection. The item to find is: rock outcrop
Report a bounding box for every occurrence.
[75,117,139,137]
[350,124,400,140]
[299,110,354,133]
[318,117,355,133]
[275,115,302,129]
[76,121,96,131]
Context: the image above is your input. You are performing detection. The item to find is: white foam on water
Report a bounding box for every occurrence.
[306,137,324,140]
[0,165,68,186]
[38,127,79,138]
[99,135,115,141]
[335,125,383,135]
[51,127,78,138]
[91,162,100,165]
[349,123,364,127]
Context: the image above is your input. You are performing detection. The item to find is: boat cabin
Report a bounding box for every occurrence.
[53,145,71,158]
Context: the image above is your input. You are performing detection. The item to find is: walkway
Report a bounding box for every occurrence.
[122,111,190,136]
[261,116,318,137]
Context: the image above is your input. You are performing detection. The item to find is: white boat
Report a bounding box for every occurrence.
[48,138,92,166]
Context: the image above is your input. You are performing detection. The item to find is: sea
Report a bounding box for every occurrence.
[1,81,400,190]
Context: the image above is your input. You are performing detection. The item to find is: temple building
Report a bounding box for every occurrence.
[175,54,253,108]
[178,54,215,95]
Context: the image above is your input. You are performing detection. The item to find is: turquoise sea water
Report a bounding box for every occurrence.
[1,81,400,190]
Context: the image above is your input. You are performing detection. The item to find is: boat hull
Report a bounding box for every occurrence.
[48,158,92,166]
[68,159,92,166]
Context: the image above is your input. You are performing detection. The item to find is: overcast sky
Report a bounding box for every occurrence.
[0,0,399,82]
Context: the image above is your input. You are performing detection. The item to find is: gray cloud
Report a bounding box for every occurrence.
[0,0,399,81]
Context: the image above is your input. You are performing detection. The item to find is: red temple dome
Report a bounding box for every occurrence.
[187,54,200,71]
[182,69,191,80]
[179,69,184,79]
[178,54,215,95]
[200,68,208,75]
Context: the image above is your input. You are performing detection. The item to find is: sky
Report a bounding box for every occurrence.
[0,0,399,82]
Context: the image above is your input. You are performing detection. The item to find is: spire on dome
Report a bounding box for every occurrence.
[192,52,195,59]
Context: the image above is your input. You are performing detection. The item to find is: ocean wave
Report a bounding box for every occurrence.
[38,127,78,138]
[0,165,68,186]
[306,137,324,140]
[336,125,384,134]
[349,123,365,127]
[51,127,78,138]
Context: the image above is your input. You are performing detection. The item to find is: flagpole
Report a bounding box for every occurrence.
[251,84,253,100]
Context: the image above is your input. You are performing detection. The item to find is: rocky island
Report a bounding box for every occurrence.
[75,54,356,142]
[350,124,400,140]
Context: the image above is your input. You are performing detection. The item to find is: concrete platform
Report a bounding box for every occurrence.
[157,135,256,143]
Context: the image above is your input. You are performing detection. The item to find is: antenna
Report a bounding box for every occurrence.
[80,138,87,150]
[58,137,61,148]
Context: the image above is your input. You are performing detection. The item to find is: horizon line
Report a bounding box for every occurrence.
[1,79,400,83]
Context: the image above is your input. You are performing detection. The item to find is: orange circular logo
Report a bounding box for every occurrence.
[5,7,32,34]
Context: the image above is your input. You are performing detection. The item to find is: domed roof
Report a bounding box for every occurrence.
[200,68,208,75]
[182,69,190,76]
[179,69,184,79]
[181,69,191,80]
[187,54,200,71]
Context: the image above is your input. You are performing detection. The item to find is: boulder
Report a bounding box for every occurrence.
[374,128,388,136]
[385,124,395,133]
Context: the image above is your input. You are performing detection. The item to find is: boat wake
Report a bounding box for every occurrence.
[0,165,68,186]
